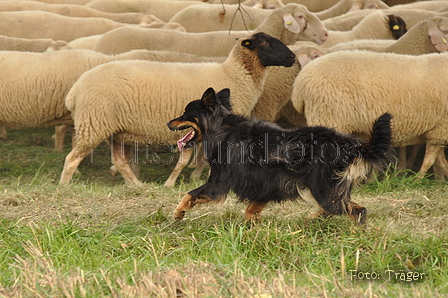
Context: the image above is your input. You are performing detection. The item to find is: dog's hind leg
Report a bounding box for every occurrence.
[244,201,267,221]
[347,202,367,225]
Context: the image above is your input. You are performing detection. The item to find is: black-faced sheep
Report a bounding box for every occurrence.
[328,16,448,55]
[291,50,448,179]
[93,3,329,56]
[59,33,296,186]
[320,10,407,48]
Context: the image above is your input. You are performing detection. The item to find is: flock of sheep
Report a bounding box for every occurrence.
[0,0,447,187]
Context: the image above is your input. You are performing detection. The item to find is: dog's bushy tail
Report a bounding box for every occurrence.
[338,113,395,186]
[362,112,395,171]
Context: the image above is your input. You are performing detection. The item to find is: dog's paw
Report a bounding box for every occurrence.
[173,210,186,221]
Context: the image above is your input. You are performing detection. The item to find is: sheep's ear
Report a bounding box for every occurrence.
[428,26,448,52]
[200,87,217,109]
[283,13,300,33]
[241,38,255,49]
[217,88,232,112]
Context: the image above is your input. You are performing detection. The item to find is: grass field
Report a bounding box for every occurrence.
[0,127,447,297]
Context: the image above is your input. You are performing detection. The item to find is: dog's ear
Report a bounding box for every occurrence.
[217,88,232,112]
[200,87,217,109]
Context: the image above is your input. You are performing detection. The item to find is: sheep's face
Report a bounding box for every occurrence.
[241,32,296,67]
[388,15,407,39]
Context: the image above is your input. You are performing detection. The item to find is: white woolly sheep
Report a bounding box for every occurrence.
[389,1,448,12]
[0,1,154,24]
[0,11,134,42]
[59,32,296,186]
[169,0,387,33]
[291,50,448,179]
[37,0,92,4]
[0,49,228,151]
[328,16,448,55]
[314,0,389,20]
[94,3,329,56]
[168,4,271,32]
[67,20,186,50]
[0,34,70,52]
[86,0,203,22]
[220,0,341,11]
[53,51,225,150]
[323,8,448,32]
[320,10,406,48]
[242,0,285,9]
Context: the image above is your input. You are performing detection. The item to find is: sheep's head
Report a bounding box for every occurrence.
[281,4,329,45]
[388,15,407,39]
[427,17,448,53]
[241,32,296,67]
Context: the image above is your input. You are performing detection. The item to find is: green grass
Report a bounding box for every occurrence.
[0,127,447,297]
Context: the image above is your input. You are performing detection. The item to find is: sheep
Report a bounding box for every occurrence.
[320,10,407,48]
[218,0,342,11]
[0,35,70,52]
[389,1,448,12]
[168,4,271,32]
[59,32,297,186]
[0,49,228,151]
[323,8,448,31]
[242,0,285,9]
[0,1,154,24]
[328,16,448,54]
[35,0,92,4]
[313,16,448,175]
[67,20,186,50]
[94,3,329,56]
[0,11,137,42]
[169,0,387,33]
[314,0,389,20]
[85,0,203,22]
[291,50,448,180]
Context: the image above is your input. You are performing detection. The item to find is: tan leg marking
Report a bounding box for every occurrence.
[173,194,213,220]
[244,201,267,221]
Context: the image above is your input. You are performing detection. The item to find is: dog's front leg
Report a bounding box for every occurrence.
[173,193,213,220]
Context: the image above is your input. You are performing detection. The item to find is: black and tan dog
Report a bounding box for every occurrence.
[167,87,395,225]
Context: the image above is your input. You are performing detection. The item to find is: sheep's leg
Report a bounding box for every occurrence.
[164,148,194,187]
[433,147,448,181]
[53,125,68,152]
[396,147,407,170]
[416,143,440,179]
[111,141,142,186]
[406,144,424,170]
[0,125,7,139]
[244,201,267,222]
[189,144,207,181]
[60,148,91,186]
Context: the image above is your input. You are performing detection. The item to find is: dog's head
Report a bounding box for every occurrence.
[167,87,231,151]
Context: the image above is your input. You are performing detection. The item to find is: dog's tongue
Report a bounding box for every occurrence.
[177,130,195,152]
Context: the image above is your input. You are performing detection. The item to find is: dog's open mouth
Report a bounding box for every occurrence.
[177,129,196,151]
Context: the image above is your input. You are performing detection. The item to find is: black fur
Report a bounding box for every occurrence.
[168,88,395,224]
[388,15,407,39]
